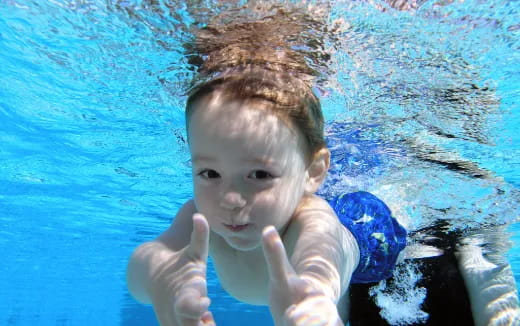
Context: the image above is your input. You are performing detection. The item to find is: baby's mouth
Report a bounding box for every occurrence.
[223,223,250,232]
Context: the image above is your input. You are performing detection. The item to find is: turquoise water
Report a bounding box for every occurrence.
[0,0,519,325]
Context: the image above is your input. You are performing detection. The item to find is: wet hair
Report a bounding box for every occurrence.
[186,67,325,158]
[184,4,330,158]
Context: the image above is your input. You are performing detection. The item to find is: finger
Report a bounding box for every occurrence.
[284,295,343,326]
[175,289,211,319]
[188,213,210,261]
[262,226,294,283]
[200,311,216,326]
[184,274,209,300]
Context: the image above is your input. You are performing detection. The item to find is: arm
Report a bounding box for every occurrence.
[284,195,359,304]
[262,195,360,325]
[457,242,520,326]
[127,200,196,303]
[126,200,215,326]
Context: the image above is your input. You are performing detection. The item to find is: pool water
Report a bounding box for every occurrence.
[0,0,519,325]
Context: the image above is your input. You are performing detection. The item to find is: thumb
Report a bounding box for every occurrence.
[187,213,210,261]
[262,226,295,284]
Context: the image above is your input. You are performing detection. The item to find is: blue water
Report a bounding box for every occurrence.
[1,0,519,325]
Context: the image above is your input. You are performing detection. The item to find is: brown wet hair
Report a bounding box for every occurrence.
[184,5,330,158]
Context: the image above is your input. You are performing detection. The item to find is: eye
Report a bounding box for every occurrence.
[198,169,221,179]
[248,170,273,180]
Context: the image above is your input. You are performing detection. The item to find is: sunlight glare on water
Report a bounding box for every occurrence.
[0,0,519,325]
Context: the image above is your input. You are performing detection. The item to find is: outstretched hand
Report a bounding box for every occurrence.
[262,226,344,326]
[152,214,216,326]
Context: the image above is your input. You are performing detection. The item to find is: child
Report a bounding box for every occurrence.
[126,61,407,325]
[125,4,411,322]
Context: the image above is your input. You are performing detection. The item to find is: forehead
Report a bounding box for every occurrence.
[188,93,295,136]
[187,95,305,159]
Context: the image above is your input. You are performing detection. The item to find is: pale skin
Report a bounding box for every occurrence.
[126,93,360,326]
[457,238,520,326]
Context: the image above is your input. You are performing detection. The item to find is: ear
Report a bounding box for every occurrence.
[304,148,330,194]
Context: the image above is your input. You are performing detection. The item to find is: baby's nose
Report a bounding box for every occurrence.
[220,191,246,210]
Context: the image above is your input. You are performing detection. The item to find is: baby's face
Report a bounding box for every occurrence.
[188,96,309,251]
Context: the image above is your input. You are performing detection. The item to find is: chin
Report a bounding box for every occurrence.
[225,235,262,252]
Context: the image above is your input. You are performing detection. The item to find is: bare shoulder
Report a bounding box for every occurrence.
[291,194,339,228]
[156,199,197,251]
[282,194,344,252]
[284,194,359,260]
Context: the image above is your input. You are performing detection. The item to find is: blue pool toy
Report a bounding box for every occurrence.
[330,191,407,283]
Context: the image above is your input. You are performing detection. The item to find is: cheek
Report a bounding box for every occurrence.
[275,176,306,212]
[193,184,215,212]
[251,183,301,218]
[251,192,278,210]
[193,189,222,229]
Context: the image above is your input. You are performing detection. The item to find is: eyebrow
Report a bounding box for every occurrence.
[192,155,216,163]
[242,157,281,168]
[192,155,280,168]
